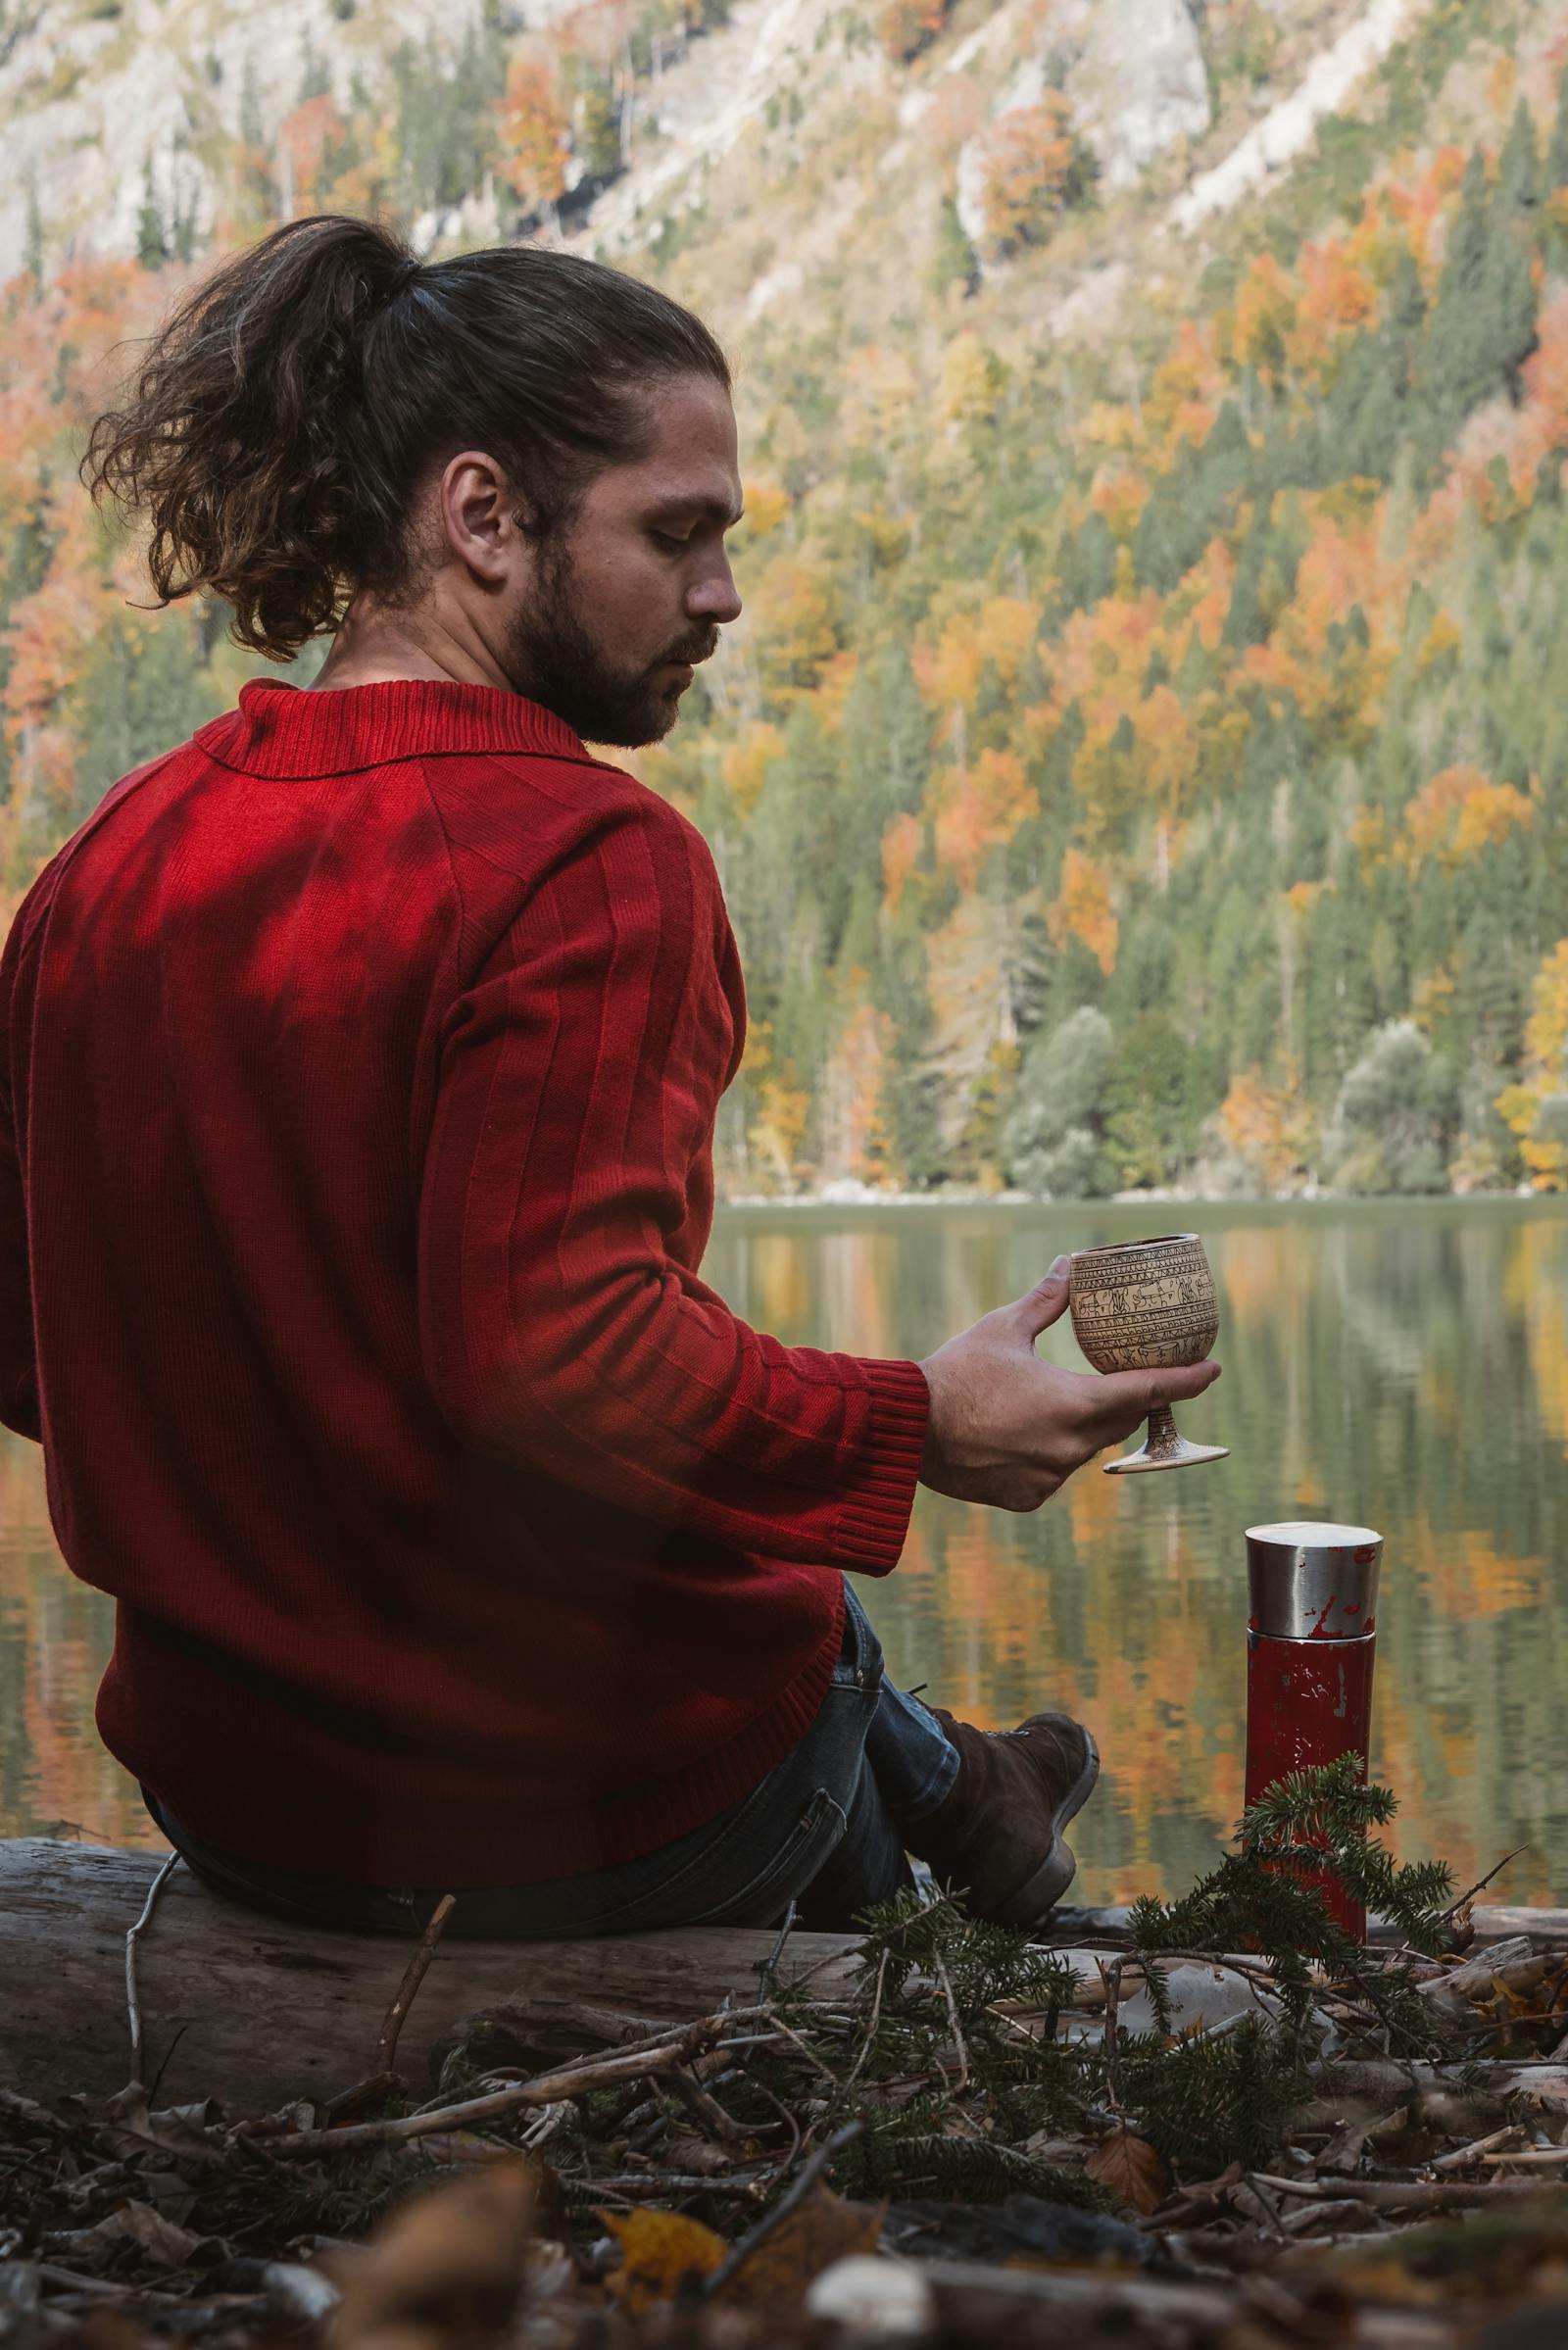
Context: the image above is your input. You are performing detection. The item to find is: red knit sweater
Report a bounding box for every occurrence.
[0,679,930,1885]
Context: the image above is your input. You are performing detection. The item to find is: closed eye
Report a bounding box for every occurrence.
[652,529,690,551]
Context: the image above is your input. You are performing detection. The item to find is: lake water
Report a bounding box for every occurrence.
[2,1199,1565,1906]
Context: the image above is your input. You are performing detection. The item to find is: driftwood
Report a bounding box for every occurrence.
[0,1839,859,2111]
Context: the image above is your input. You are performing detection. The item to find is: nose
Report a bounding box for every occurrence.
[688,551,743,628]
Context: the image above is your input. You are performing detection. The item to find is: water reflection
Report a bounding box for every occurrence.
[2,1201,1564,1903]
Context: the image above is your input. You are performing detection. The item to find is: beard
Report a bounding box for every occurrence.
[506,538,715,749]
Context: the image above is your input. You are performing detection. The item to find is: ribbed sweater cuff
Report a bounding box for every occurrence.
[832,1357,930,1574]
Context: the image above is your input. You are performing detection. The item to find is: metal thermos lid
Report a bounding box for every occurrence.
[1246,1520,1383,1641]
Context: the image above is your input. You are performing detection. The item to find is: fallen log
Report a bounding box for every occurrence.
[6,1841,1566,2119]
[0,1839,859,2113]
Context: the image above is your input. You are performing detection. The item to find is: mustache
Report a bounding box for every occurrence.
[658,630,720,667]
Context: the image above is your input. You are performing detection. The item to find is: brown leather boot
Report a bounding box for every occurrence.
[908,1710,1101,1929]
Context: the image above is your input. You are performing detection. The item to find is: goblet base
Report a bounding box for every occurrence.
[1104,1434,1230,1475]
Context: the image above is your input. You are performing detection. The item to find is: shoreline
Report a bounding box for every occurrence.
[714,1182,1559,1210]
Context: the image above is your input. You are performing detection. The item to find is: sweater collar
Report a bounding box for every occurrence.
[199,678,591,778]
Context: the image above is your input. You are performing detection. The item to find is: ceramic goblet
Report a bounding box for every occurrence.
[1068,1233,1228,1474]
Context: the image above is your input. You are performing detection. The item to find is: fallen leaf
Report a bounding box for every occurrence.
[53,2202,217,2273]
[723,2185,887,2308]
[332,2163,535,2343]
[1085,2130,1169,2216]
[602,2208,727,2315]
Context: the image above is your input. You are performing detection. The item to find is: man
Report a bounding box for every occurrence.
[0,214,1218,1937]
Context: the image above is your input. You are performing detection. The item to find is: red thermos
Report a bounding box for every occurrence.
[1245,1519,1384,1940]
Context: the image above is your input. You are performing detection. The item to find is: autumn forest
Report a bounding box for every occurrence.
[4,0,1568,1199]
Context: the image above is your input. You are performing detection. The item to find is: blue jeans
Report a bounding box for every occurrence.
[142,1584,959,1938]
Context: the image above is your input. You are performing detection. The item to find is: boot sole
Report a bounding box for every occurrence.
[989,1727,1102,1931]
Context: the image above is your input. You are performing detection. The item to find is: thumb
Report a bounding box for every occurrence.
[1018,1252,1073,1341]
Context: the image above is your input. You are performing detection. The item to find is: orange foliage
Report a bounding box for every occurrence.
[882,810,923,916]
[1294,237,1378,358]
[494,54,570,210]
[932,749,1034,890]
[1399,764,1536,867]
[876,0,949,64]
[821,997,895,1181]
[1089,469,1149,542]
[1049,847,1116,973]
[973,95,1089,257]
[1219,1068,1314,1192]
[278,96,347,204]
[915,596,1039,707]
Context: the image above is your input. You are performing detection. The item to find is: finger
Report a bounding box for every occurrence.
[1092,1359,1222,1420]
[1016,1253,1073,1342]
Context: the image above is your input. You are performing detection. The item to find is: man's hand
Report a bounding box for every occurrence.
[917,1252,1221,1511]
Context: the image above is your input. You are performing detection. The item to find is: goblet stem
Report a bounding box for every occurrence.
[1103,1400,1229,1476]
[1144,1403,1181,1461]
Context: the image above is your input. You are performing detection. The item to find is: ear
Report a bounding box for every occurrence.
[438,450,532,585]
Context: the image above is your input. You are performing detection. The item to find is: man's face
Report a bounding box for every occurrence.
[508,373,745,748]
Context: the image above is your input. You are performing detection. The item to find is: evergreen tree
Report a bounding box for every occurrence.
[1001,1006,1114,1197]
[23,173,43,285]
[931,193,981,302]
[1551,60,1568,190]
[1498,96,1542,216]
[134,161,168,269]
[1418,146,1539,476]
[1324,1019,1446,1192]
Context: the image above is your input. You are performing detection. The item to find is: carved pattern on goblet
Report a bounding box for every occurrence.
[1068,1232,1228,1473]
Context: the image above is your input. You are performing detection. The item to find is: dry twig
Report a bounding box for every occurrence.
[124,1851,182,2086]
[374,1892,457,2075]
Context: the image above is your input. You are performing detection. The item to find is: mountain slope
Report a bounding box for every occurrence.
[2,0,1566,1197]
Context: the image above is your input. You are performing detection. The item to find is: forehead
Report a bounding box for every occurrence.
[595,372,742,516]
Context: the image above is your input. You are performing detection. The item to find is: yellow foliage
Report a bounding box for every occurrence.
[1049,847,1117,974]
[750,557,840,690]
[603,2208,727,2315]
[1416,610,1462,670]
[1498,940,1568,1191]
[1399,764,1536,868]
[739,478,791,539]
[752,1076,817,1194]
[1410,967,1455,1032]
[940,332,1007,430]
[720,721,784,819]
[917,596,1039,707]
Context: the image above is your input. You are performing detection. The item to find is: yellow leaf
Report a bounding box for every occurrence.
[602,2207,728,2315]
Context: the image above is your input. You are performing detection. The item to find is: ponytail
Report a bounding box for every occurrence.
[82,215,731,662]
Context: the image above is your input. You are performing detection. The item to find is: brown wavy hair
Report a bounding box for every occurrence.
[82,215,732,661]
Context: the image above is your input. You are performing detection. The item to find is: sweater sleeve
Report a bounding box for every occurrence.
[0,907,39,1444]
[417,796,929,1572]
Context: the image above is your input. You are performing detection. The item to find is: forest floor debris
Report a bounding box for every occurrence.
[5,1765,1568,2349]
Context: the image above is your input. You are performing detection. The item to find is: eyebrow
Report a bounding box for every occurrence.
[646,494,746,528]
